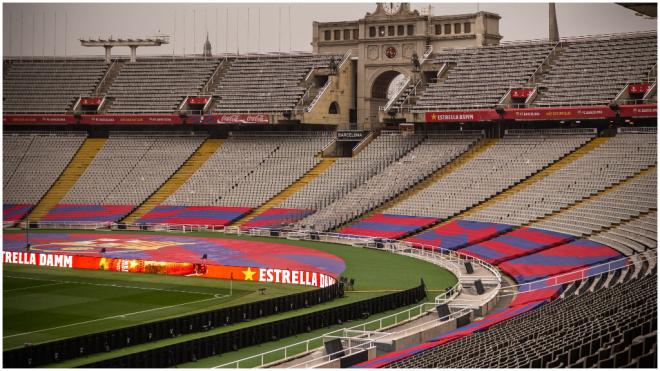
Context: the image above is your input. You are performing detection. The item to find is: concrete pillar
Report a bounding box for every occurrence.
[104,45,113,63]
[129,45,138,62]
[549,3,559,42]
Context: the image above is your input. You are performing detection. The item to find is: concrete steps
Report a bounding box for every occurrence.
[461,137,611,219]
[232,158,338,226]
[26,138,107,221]
[121,139,224,224]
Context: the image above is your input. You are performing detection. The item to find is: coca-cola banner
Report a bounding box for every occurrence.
[511,89,533,99]
[187,96,210,105]
[79,114,183,125]
[619,104,657,118]
[425,110,500,123]
[503,106,615,121]
[213,113,270,124]
[3,114,77,124]
[628,84,652,95]
[80,97,103,106]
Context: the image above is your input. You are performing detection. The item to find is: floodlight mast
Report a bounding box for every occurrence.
[80,35,171,62]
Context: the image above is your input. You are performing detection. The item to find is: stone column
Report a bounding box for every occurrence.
[104,45,113,63]
[129,45,138,62]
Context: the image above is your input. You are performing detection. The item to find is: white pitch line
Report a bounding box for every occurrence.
[4,282,67,293]
[4,275,221,296]
[4,293,231,339]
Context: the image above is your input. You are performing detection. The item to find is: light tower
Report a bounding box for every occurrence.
[549,3,559,42]
[80,35,170,63]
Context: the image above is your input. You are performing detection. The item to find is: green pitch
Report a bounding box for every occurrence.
[3,229,457,362]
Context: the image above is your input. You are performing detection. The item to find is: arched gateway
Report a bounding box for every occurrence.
[311,2,502,129]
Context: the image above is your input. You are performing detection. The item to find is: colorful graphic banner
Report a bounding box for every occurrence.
[3,251,336,288]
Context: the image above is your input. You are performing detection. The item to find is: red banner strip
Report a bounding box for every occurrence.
[425,110,500,123]
[619,104,657,118]
[503,106,616,121]
[3,114,77,124]
[79,114,183,125]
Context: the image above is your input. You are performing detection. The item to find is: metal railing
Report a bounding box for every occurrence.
[420,44,433,65]
[216,301,470,368]
[304,79,331,113]
[382,76,411,112]
[499,251,656,298]
[528,41,560,84]
[94,59,117,95]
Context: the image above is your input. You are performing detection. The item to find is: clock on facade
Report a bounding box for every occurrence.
[385,46,397,59]
[383,2,402,15]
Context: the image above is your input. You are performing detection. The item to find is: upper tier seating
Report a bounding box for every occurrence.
[386,129,595,220]
[106,59,219,113]
[297,132,482,231]
[60,133,205,205]
[282,132,423,213]
[535,32,657,106]
[412,42,555,112]
[3,60,107,113]
[533,168,656,237]
[385,274,656,368]
[469,131,657,226]
[212,54,339,113]
[3,132,87,205]
[165,132,334,208]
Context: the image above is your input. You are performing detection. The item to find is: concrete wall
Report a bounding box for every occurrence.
[302,55,355,129]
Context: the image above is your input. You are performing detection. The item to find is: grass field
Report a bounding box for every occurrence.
[3,264,309,350]
[3,229,457,366]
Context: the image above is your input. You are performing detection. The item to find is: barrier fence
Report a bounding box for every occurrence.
[79,283,426,368]
[3,283,342,368]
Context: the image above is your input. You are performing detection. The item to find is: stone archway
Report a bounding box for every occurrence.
[367,68,411,125]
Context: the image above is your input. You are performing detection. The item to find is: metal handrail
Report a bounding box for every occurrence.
[499,251,656,297]
[382,76,411,112]
[304,79,331,113]
[527,41,560,84]
[94,59,116,95]
[201,58,227,93]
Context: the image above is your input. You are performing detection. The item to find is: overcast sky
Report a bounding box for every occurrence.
[3,2,657,57]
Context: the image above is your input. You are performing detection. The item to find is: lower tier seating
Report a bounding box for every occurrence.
[3,204,32,222]
[40,204,134,223]
[382,274,656,368]
[136,206,253,227]
[240,208,314,229]
[499,239,624,283]
[337,213,438,239]
[405,220,514,250]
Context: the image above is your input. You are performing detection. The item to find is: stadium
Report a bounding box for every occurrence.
[1,1,657,368]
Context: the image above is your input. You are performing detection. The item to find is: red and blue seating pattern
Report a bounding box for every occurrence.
[405,220,513,250]
[3,204,32,221]
[241,208,313,229]
[136,205,253,226]
[3,231,346,277]
[458,227,574,264]
[41,204,134,222]
[498,239,623,284]
[338,214,438,239]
